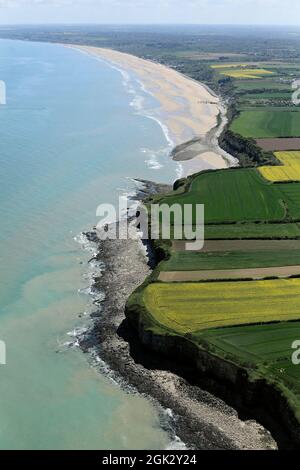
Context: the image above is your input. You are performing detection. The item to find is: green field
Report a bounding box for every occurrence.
[161,249,300,272]
[240,91,292,101]
[278,184,300,219]
[198,321,300,367]
[234,79,292,91]
[127,52,300,441]
[205,223,300,239]
[196,322,300,417]
[230,110,300,138]
[157,168,287,224]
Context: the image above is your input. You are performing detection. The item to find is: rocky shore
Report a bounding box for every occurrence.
[79,181,276,451]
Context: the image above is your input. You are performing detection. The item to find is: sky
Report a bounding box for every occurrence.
[0,0,299,25]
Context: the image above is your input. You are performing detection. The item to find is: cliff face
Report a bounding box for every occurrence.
[126,303,300,449]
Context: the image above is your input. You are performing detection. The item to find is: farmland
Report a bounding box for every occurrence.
[160,249,300,272]
[219,69,274,79]
[143,52,300,434]
[197,321,300,368]
[259,151,300,182]
[211,63,249,69]
[211,63,275,79]
[240,91,292,101]
[159,265,300,281]
[170,223,300,240]
[256,138,300,151]
[226,59,300,156]
[234,79,292,91]
[172,239,300,252]
[204,222,300,239]
[158,168,286,224]
[230,110,300,138]
[142,279,300,333]
[277,184,300,219]
[196,321,300,415]
[123,46,300,444]
[238,91,293,108]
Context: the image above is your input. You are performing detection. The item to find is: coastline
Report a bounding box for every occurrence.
[68,44,237,177]
[69,45,275,449]
[80,213,276,450]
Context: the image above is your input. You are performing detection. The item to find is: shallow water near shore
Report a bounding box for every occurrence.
[0,39,179,449]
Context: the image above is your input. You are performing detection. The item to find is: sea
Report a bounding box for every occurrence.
[0,38,180,450]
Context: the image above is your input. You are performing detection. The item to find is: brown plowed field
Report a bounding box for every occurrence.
[159,265,300,282]
[256,138,300,151]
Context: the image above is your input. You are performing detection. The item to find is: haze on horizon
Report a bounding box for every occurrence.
[0,0,299,27]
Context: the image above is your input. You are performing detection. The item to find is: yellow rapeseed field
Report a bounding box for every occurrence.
[210,65,274,79]
[143,279,300,333]
[220,69,274,79]
[259,151,300,182]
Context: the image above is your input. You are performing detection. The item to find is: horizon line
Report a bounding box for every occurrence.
[0,23,299,28]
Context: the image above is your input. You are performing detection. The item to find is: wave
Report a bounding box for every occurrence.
[67,326,89,338]
[130,94,145,112]
[74,232,98,256]
[141,147,164,170]
[73,224,188,450]
[166,436,188,451]
[68,47,187,448]
[88,347,188,450]
[70,46,177,179]
[75,232,105,306]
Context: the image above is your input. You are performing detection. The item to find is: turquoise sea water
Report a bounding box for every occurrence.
[0,39,178,449]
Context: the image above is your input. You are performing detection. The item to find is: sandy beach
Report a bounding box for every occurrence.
[71,45,236,176]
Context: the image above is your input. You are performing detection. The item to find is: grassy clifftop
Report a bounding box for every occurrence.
[126,160,300,448]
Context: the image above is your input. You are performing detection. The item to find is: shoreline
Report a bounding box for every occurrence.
[72,45,273,448]
[79,204,276,450]
[68,44,237,177]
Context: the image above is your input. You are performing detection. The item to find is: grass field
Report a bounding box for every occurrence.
[240,92,292,100]
[211,63,248,68]
[277,184,300,219]
[143,279,300,333]
[197,321,300,414]
[234,79,291,91]
[161,250,300,272]
[132,57,300,435]
[259,152,300,182]
[172,239,300,252]
[205,223,300,239]
[157,168,286,224]
[196,322,300,409]
[230,110,300,138]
